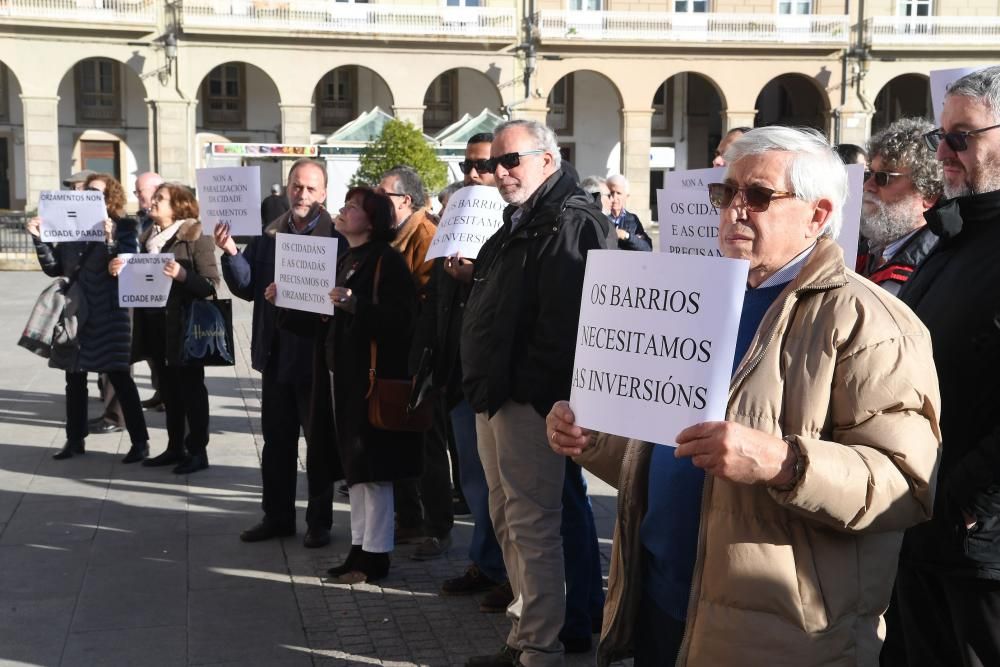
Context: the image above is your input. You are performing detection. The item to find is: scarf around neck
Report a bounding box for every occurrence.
[146,220,184,254]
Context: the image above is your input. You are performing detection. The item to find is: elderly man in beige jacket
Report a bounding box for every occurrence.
[547,126,942,666]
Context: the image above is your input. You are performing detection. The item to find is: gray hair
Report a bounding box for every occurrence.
[724,126,847,240]
[606,174,629,192]
[866,117,943,200]
[579,176,606,195]
[381,165,427,209]
[494,119,562,170]
[438,180,464,202]
[946,66,1000,124]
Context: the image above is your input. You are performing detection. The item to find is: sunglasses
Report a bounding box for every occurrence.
[864,170,905,187]
[707,183,796,213]
[923,123,1000,152]
[485,150,544,174]
[458,159,491,175]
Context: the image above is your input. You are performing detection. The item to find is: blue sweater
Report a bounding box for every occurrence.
[639,280,789,620]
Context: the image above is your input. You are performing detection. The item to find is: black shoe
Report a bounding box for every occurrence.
[121,442,149,464]
[142,449,185,467]
[172,451,209,474]
[89,419,123,435]
[336,482,349,499]
[303,527,331,549]
[240,518,295,543]
[442,565,499,596]
[53,440,85,460]
[140,394,163,410]
[327,544,363,577]
[465,645,520,667]
[453,497,471,517]
[479,581,514,613]
[334,550,390,584]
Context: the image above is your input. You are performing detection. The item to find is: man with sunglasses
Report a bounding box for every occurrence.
[893,65,1000,667]
[856,118,942,297]
[462,120,613,667]
[546,126,940,666]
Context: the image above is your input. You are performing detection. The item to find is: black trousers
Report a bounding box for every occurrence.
[66,370,148,445]
[153,360,209,454]
[633,588,685,667]
[895,560,1000,667]
[393,394,454,538]
[260,368,333,530]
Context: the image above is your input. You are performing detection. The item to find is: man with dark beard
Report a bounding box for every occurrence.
[857,118,942,296]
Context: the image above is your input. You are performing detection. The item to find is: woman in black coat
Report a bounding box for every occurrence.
[269,187,420,583]
[26,173,149,462]
[111,183,220,475]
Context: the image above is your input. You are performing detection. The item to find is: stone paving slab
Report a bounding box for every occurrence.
[0,270,625,667]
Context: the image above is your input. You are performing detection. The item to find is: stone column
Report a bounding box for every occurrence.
[20,95,60,206]
[621,108,653,225]
[151,99,196,185]
[392,105,425,130]
[723,109,758,132]
[279,103,315,180]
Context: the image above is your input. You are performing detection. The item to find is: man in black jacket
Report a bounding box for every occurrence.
[897,65,1000,667]
[462,120,612,667]
[214,158,344,548]
[605,174,651,251]
[856,117,941,297]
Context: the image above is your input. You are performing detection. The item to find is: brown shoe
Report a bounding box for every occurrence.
[479,581,514,613]
[442,565,498,596]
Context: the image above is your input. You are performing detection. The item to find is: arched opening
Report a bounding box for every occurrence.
[872,74,931,134]
[196,62,282,189]
[312,65,394,137]
[56,57,150,206]
[545,70,622,179]
[649,72,725,221]
[422,67,502,135]
[754,73,828,132]
[0,61,25,210]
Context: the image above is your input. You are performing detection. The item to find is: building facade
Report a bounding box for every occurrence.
[2,0,998,221]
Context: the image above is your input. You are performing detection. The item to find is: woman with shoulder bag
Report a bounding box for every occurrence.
[26,173,150,462]
[110,183,220,475]
[268,187,420,583]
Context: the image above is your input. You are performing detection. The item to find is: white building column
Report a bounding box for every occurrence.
[392,105,425,130]
[723,109,757,132]
[622,108,653,225]
[20,95,60,206]
[151,99,196,185]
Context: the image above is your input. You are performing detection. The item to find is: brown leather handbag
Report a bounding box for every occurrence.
[364,256,434,433]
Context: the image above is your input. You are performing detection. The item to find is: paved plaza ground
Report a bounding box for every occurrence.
[0,269,620,667]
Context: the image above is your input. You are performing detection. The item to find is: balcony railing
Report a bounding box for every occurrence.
[0,0,156,24]
[866,16,1000,47]
[182,1,517,39]
[536,10,850,45]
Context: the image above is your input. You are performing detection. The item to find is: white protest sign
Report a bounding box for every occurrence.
[274,232,339,316]
[425,185,506,261]
[117,253,174,308]
[838,163,864,268]
[931,66,993,125]
[570,250,748,446]
[196,166,262,236]
[657,167,726,257]
[38,190,107,243]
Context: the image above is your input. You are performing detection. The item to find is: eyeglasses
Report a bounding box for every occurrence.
[707,183,796,213]
[379,191,407,199]
[458,159,491,175]
[485,150,544,174]
[923,123,1000,152]
[864,170,905,187]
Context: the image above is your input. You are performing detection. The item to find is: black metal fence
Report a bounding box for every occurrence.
[0,213,33,254]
